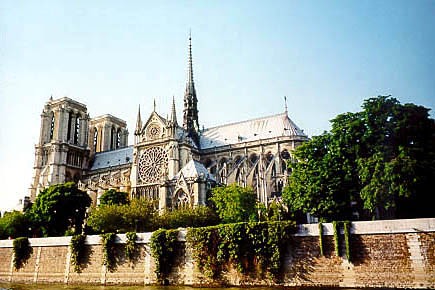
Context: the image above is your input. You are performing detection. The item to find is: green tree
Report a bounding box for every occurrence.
[99,189,129,206]
[210,184,257,223]
[283,133,356,221]
[283,96,435,220]
[28,182,91,236]
[0,211,31,239]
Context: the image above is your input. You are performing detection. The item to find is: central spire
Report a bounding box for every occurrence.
[183,33,200,147]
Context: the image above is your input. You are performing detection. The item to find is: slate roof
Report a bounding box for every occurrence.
[174,160,216,181]
[200,112,307,149]
[90,146,133,171]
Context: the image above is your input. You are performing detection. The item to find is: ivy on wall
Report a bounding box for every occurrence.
[13,237,33,270]
[101,233,117,271]
[150,228,179,283]
[125,232,137,263]
[70,234,87,272]
[343,221,351,261]
[332,221,340,256]
[331,221,352,261]
[186,221,296,281]
[185,225,220,279]
[318,222,324,256]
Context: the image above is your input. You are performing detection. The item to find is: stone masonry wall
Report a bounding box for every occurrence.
[0,218,434,288]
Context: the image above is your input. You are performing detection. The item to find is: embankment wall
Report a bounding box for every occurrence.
[0,218,434,288]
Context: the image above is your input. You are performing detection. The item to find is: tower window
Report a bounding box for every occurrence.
[117,128,122,149]
[50,114,55,140]
[111,127,116,150]
[93,128,98,152]
[67,112,72,141]
[74,117,80,144]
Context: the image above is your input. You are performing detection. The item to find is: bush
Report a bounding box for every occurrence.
[87,199,156,234]
[158,206,219,229]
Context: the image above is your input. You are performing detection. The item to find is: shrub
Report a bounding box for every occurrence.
[158,206,219,229]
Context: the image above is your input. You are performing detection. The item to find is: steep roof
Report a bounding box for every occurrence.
[200,112,307,149]
[174,159,216,181]
[90,146,133,171]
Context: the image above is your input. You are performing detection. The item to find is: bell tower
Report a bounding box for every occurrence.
[30,97,90,200]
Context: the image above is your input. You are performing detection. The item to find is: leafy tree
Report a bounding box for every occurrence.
[283,96,435,220]
[210,184,257,223]
[99,189,129,206]
[282,133,356,221]
[28,182,91,236]
[0,211,31,239]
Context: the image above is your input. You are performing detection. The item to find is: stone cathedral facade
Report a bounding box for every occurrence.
[30,38,308,210]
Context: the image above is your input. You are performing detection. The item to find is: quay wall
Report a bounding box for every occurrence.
[0,218,434,288]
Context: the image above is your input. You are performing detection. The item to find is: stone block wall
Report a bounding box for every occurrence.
[0,218,434,288]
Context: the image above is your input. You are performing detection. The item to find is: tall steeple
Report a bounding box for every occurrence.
[183,34,200,146]
[170,96,178,125]
[135,105,142,135]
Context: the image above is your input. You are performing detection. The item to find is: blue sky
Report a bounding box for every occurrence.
[1,0,434,211]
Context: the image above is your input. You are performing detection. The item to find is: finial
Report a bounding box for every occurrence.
[153,98,156,112]
[135,104,143,134]
[284,96,288,114]
[49,95,53,101]
[170,96,178,125]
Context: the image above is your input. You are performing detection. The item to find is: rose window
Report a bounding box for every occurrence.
[138,147,168,183]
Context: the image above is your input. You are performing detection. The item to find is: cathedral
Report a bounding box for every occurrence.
[29,38,308,210]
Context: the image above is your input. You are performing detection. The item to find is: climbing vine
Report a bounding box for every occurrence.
[70,234,87,272]
[101,233,117,271]
[13,237,33,269]
[125,232,137,262]
[343,221,351,261]
[186,225,221,279]
[186,221,296,281]
[150,228,179,283]
[332,221,339,256]
[318,222,324,256]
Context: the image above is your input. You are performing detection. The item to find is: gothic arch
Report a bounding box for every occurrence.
[93,127,99,152]
[49,112,55,140]
[174,188,190,209]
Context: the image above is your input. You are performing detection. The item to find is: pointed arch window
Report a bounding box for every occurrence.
[67,112,72,142]
[116,128,122,149]
[175,189,190,209]
[111,126,116,150]
[74,116,80,144]
[93,128,98,152]
[49,113,55,140]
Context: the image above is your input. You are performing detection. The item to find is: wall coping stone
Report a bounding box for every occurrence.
[0,218,433,248]
[296,217,435,236]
